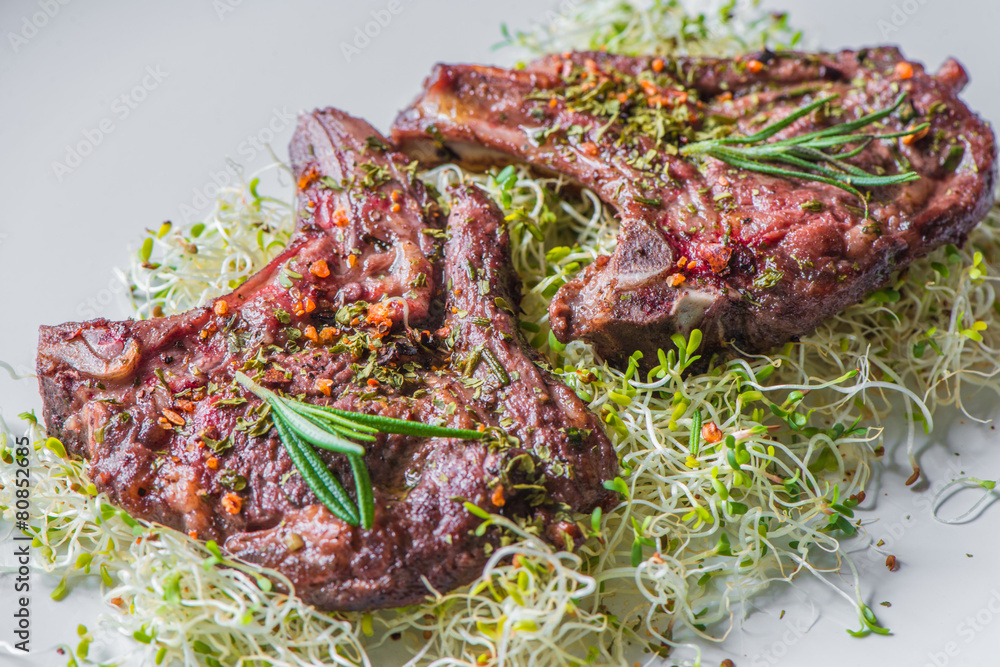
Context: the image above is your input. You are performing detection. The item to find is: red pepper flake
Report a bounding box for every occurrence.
[580,141,599,157]
[221,493,243,515]
[315,378,333,396]
[366,301,396,335]
[347,254,358,269]
[390,202,401,213]
[175,399,195,413]
[676,256,689,269]
[895,61,914,80]
[701,244,733,274]
[902,124,930,146]
[296,165,319,190]
[186,531,198,540]
[548,97,559,108]
[366,378,380,388]
[310,259,330,278]
[303,297,316,313]
[747,59,764,74]
[319,327,338,344]
[263,368,289,385]
[198,322,218,340]
[333,207,350,227]
[491,485,506,507]
[668,273,686,287]
[303,325,319,343]
[638,79,658,97]
[206,456,218,470]
[885,554,899,571]
[651,57,664,73]
[213,300,228,316]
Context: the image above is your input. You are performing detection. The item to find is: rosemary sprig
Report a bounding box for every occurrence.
[681,93,928,216]
[234,372,486,529]
[270,408,360,525]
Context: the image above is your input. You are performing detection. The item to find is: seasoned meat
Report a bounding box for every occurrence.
[36,109,617,611]
[392,48,997,368]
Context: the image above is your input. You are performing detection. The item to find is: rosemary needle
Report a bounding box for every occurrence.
[233,371,488,531]
[270,406,360,526]
[267,395,366,456]
[285,402,380,442]
[234,373,363,454]
[317,405,488,440]
[681,92,928,216]
[347,454,375,532]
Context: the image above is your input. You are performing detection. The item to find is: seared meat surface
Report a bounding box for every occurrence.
[36,109,617,611]
[393,48,997,367]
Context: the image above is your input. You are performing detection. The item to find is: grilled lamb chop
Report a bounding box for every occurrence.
[36,109,617,611]
[392,48,997,368]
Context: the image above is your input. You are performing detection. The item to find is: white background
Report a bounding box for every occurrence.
[2,1,1000,666]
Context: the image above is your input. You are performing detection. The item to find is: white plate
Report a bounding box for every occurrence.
[2,1,999,665]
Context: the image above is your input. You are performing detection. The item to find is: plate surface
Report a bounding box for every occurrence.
[1,1,999,665]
